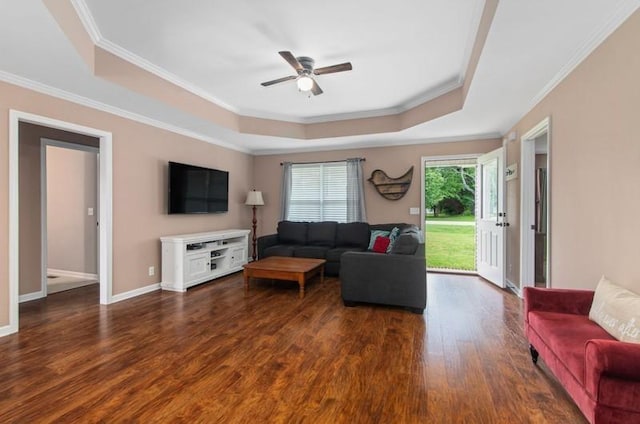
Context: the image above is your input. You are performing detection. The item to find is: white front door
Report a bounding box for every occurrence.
[477,148,506,287]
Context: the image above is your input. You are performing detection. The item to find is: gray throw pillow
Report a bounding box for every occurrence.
[390,234,419,255]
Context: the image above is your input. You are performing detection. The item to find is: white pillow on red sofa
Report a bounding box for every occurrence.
[588,276,640,344]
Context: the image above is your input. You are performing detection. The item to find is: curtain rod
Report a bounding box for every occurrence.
[280,158,365,166]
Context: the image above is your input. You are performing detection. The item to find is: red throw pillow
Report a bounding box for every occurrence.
[372,236,391,253]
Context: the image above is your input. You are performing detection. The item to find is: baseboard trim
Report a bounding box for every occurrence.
[19,291,45,303]
[110,283,160,304]
[48,268,98,280]
[0,323,18,337]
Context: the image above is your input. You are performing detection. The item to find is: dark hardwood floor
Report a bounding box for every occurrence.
[0,273,586,423]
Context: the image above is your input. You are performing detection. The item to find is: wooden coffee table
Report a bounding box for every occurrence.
[243,256,326,299]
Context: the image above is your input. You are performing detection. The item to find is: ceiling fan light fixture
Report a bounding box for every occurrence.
[296,75,314,92]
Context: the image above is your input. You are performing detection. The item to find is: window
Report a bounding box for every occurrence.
[287,162,348,222]
[281,159,366,223]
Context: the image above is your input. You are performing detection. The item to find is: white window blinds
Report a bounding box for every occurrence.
[287,162,347,222]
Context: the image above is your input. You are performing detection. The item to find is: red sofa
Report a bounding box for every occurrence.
[523,287,640,424]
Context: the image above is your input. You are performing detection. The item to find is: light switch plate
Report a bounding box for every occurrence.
[409,207,420,215]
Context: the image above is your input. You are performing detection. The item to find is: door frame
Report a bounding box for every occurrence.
[7,110,113,335]
[520,117,551,290]
[40,139,100,298]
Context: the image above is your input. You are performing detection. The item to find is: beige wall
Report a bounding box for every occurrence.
[1,9,638,329]
[18,123,100,295]
[505,10,640,292]
[253,139,502,236]
[47,146,98,277]
[1,82,254,326]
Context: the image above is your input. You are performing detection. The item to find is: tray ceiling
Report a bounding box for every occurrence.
[0,0,636,153]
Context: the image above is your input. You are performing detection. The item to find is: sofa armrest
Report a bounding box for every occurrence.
[585,339,640,404]
[257,234,278,259]
[523,287,594,323]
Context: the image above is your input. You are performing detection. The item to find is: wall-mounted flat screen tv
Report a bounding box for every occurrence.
[168,161,229,214]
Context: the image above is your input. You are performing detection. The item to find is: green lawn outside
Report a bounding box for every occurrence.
[426,214,475,222]
[425,224,476,271]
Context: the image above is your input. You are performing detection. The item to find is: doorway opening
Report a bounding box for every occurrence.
[520,117,551,289]
[41,139,99,296]
[422,157,478,273]
[7,110,113,336]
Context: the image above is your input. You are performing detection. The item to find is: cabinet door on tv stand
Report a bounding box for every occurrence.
[229,247,247,268]
[185,253,211,282]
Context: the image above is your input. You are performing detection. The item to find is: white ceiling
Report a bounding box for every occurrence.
[0,0,637,154]
[84,0,481,122]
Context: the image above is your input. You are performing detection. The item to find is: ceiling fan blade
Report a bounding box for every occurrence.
[279,51,303,72]
[311,80,323,96]
[260,75,297,87]
[313,62,353,75]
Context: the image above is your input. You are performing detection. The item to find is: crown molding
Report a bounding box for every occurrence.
[239,78,463,125]
[0,70,502,156]
[0,70,250,154]
[96,38,239,113]
[251,132,502,156]
[526,0,639,113]
[458,0,487,85]
[41,0,498,139]
[70,0,102,43]
[69,0,478,126]
[93,38,462,125]
[73,0,238,113]
[398,78,463,113]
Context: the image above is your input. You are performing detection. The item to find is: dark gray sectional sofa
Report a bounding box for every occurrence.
[257,221,426,313]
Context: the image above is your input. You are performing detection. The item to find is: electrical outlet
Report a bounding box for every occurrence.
[148,266,155,276]
[88,207,94,216]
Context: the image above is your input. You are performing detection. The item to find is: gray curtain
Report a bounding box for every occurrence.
[280,162,292,221]
[346,158,367,222]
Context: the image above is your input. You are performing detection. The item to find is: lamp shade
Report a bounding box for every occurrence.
[245,190,264,206]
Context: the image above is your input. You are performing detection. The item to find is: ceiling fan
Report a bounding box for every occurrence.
[261,51,353,96]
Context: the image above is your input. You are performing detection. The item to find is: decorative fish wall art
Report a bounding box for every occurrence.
[368,166,414,200]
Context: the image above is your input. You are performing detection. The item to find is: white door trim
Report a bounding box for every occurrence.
[40,138,99,301]
[420,154,481,238]
[520,117,551,291]
[8,110,114,335]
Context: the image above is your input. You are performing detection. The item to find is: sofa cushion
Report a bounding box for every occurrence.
[589,276,640,344]
[335,222,370,249]
[326,247,366,263]
[529,310,615,385]
[307,222,337,247]
[370,223,410,233]
[263,245,298,257]
[293,246,329,259]
[278,221,308,245]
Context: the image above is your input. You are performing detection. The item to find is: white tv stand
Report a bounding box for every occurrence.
[161,229,250,292]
